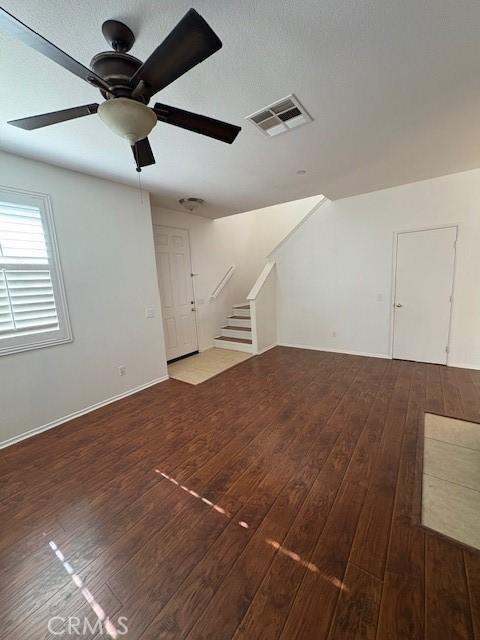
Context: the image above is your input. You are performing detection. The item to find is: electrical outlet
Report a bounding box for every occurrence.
[118,366,126,376]
[145,307,155,318]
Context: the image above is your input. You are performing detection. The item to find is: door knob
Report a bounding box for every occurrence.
[395,303,403,307]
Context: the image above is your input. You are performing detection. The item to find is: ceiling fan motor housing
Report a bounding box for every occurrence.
[90,52,143,99]
[89,20,147,100]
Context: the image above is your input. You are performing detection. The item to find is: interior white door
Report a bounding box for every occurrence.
[393,226,456,365]
[153,226,198,361]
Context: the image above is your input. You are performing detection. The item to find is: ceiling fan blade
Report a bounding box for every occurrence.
[131,9,222,99]
[131,137,155,170]
[8,104,99,130]
[0,7,109,91]
[154,103,241,144]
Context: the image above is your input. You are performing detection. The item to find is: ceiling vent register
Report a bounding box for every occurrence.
[246,94,312,137]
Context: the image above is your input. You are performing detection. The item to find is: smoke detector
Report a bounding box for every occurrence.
[179,197,204,212]
[246,94,312,137]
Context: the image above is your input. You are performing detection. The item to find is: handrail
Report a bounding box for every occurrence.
[210,264,235,300]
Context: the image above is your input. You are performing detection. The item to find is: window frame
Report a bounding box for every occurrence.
[0,185,73,357]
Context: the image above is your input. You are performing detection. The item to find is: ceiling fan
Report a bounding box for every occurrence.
[0,7,241,171]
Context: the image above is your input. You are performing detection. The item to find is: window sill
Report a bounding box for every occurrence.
[0,334,73,357]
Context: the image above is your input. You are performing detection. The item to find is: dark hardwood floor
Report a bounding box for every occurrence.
[1,347,479,639]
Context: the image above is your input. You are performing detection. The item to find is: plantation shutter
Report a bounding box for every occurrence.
[0,201,60,340]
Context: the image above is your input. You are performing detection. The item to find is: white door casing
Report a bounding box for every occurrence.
[392,226,457,365]
[153,225,198,361]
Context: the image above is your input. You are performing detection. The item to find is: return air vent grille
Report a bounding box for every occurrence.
[246,94,312,137]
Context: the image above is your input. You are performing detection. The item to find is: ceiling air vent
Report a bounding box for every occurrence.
[246,94,312,137]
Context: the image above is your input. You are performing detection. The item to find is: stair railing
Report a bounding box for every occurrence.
[210,264,235,300]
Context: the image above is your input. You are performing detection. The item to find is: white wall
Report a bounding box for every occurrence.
[276,168,480,369]
[151,195,321,351]
[0,151,167,446]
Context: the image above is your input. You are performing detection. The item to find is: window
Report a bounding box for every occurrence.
[0,187,72,356]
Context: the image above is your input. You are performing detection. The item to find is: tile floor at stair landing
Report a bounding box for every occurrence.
[167,347,252,385]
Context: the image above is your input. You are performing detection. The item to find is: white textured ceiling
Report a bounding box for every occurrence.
[2,1,480,217]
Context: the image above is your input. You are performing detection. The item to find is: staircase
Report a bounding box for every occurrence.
[213,303,254,353]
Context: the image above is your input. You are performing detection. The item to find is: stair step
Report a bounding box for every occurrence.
[213,335,253,353]
[233,304,250,309]
[231,307,250,318]
[221,325,252,340]
[226,316,251,329]
[215,336,252,344]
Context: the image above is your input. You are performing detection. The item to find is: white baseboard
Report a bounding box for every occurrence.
[279,344,480,370]
[278,343,390,360]
[256,343,277,355]
[447,361,480,371]
[0,375,170,450]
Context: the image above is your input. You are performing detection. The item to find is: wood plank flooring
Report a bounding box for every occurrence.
[1,347,480,639]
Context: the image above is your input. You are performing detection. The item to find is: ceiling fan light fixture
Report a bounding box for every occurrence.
[179,197,204,212]
[98,98,156,144]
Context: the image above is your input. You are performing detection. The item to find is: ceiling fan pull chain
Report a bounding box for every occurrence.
[137,169,144,206]
[132,143,141,173]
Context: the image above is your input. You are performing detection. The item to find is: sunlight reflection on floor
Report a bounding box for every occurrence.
[47,539,119,639]
[265,539,319,573]
[154,469,330,577]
